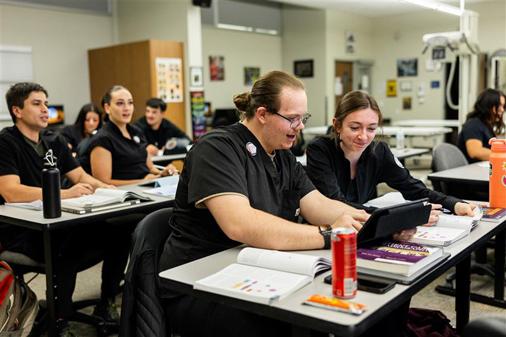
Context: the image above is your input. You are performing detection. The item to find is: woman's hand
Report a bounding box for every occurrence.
[423,203,443,227]
[454,202,477,216]
[160,164,179,177]
[392,228,417,241]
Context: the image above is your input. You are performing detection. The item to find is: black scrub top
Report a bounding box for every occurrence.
[134,116,190,149]
[0,126,79,250]
[60,124,82,150]
[82,122,150,180]
[306,136,461,211]
[159,123,315,274]
[457,117,494,163]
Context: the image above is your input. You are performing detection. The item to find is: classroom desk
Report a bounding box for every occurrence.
[159,219,505,336]
[304,126,452,138]
[0,184,174,337]
[392,120,460,127]
[427,161,488,199]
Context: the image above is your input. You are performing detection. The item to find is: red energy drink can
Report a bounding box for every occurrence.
[331,227,357,298]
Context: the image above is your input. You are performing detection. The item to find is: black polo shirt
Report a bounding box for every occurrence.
[306,136,461,211]
[457,117,494,163]
[134,116,190,149]
[159,123,315,275]
[60,124,82,150]
[0,126,79,251]
[82,122,149,179]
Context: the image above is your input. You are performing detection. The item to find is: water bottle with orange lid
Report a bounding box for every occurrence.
[489,138,506,208]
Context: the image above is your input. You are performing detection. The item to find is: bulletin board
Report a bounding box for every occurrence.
[0,45,33,115]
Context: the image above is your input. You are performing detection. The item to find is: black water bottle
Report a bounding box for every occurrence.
[42,150,61,218]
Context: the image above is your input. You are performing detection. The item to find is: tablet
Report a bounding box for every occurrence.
[357,198,431,247]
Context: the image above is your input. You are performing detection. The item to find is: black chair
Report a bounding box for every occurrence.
[0,249,115,336]
[119,207,173,337]
[462,315,506,337]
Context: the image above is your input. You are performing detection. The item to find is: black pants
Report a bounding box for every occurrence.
[164,295,291,337]
[2,214,140,319]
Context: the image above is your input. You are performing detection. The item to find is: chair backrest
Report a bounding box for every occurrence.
[431,142,468,172]
[119,207,173,337]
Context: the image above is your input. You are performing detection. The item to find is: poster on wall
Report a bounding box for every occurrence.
[190,66,204,88]
[386,79,397,97]
[191,91,207,139]
[155,57,183,103]
[397,58,418,77]
[294,60,313,78]
[209,55,225,81]
[244,67,260,86]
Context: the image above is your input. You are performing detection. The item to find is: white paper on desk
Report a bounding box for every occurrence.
[364,192,406,208]
[477,161,489,168]
[153,175,180,187]
[143,185,178,197]
[5,200,43,211]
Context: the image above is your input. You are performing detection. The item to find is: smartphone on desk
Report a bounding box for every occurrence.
[323,274,395,294]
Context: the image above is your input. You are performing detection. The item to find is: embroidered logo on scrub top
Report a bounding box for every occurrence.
[133,135,141,144]
[246,142,257,157]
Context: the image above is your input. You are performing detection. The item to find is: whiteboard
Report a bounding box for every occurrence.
[0,45,33,114]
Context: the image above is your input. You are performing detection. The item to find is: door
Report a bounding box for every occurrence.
[335,61,353,109]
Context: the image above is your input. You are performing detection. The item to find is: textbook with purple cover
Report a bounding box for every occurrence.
[357,241,442,276]
[481,207,506,223]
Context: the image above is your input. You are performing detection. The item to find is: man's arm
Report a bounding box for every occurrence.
[205,194,365,251]
[299,190,368,228]
[0,175,43,202]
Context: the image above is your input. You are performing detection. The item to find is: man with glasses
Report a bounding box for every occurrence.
[159,71,368,337]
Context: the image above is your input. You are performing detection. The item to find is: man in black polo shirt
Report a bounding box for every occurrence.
[159,71,373,337]
[0,82,127,337]
[134,97,191,156]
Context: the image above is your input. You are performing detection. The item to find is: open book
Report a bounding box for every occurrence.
[194,247,330,305]
[61,188,151,214]
[357,241,443,277]
[408,207,481,246]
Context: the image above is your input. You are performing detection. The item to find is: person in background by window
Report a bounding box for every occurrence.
[134,98,191,156]
[81,86,178,186]
[60,103,102,157]
[458,88,505,163]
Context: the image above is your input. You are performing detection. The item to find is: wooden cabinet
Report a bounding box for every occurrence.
[88,40,186,131]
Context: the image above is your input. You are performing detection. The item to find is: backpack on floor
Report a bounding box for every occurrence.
[0,261,38,337]
[406,308,459,337]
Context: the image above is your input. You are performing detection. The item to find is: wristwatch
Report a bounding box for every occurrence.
[318,225,333,249]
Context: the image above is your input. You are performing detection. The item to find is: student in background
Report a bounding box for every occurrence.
[457,88,505,163]
[0,82,128,336]
[134,97,191,156]
[82,86,177,186]
[306,90,475,219]
[60,103,102,156]
[158,71,422,337]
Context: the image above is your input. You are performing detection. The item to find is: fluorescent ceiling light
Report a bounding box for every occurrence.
[403,0,463,16]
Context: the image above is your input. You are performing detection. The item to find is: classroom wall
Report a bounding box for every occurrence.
[0,3,114,124]
[370,10,457,122]
[324,10,375,124]
[201,25,282,110]
[282,6,327,127]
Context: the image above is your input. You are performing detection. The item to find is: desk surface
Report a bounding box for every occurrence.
[152,153,187,163]
[428,161,489,183]
[304,126,452,137]
[391,147,430,159]
[0,183,174,230]
[159,219,504,336]
[392,120,460,128]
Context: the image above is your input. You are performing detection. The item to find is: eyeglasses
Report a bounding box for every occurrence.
[272,112,311,129]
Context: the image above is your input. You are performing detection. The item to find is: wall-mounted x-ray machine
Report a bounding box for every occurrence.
[489,49,506,93]
[420,7,479,130]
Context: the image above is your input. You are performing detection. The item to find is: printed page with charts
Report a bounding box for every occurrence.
[194,247,330,305]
